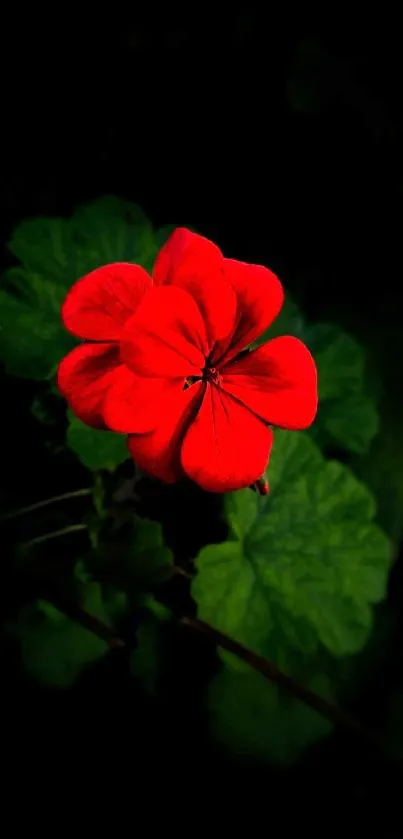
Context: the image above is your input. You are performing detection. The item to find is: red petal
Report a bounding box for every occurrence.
[57,343,122,428]
[121,285,207,378]
[181,384,273,492]
[103,367,185,434]
[61,263,152,341]
[127,381,204,483]
[221,336,318,429]
[153,227,237,346]
[211,258,284,365]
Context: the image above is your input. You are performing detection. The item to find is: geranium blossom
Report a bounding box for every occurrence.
[57,228,317,492]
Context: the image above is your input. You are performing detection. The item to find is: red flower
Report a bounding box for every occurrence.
[57,228,317,492]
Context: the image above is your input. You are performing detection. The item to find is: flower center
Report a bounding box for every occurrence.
[183,365,222,391]
[202,365,221,386]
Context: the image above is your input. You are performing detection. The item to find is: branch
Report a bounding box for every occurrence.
[49,592,124,649]
[38,591,402,767]
[181,617,401,765]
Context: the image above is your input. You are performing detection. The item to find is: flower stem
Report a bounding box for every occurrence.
[19,523,88,548]
[1,489,92,522]
[49,592,124,648]
[36,588,402,767]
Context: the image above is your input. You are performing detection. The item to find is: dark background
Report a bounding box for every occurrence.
[1,11,402,827]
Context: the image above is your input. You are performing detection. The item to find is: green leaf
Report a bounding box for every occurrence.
[0,196,158,380]
[69,196,157,274]
[13,581,111,687]
[67,412,128,471]
[208,661,332,764]
[0,288,75,380]
[192,431,391,670]
[314,393,380,454]
[154,224,176,249]
[305,323,380,453]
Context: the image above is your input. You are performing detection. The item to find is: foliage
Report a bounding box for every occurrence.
[208,660,332,764]
[12,578,111,687]
[67,412,129,472]
[192,430,391,762]
[0,196,169,382]
[193,431,391,666]
[1,196,396,770]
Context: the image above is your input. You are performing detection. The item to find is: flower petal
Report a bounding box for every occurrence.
[181,384,273,492]
[153,227,237,346]
[57,343,122,428]
[121,285,207,378]
[211,258,284,365]
[127,381,204,483]
[221,336,318,429]
[103,367,185,434]
[61,263,152,341]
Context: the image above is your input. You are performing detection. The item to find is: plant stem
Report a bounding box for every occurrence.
[37,590,402,767]
[172,565,194,580]
[1,489,92,522]
[49,593,124,649]
[19,523,88,548]
[180,617,401,764]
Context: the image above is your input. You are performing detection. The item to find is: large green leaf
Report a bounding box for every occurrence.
[12,581,111,687]
[208,661,332,764]
[0,196,167,380]
[192,430,391,670]
[66,413,129,471]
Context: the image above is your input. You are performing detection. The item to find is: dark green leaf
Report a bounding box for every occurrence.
[208,658,332,764]
[12,582,111,687]
[304,323,380,453]
[0,196,158,379]
[306,323,365,400]
[67,413,128,471]
[0,289,74,380]
[69,196,157,273]
[154,224,176,249]
[315,393,379,454]
[192,431,391,670]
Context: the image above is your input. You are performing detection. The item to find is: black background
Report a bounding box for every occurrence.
[1,10,403,827]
